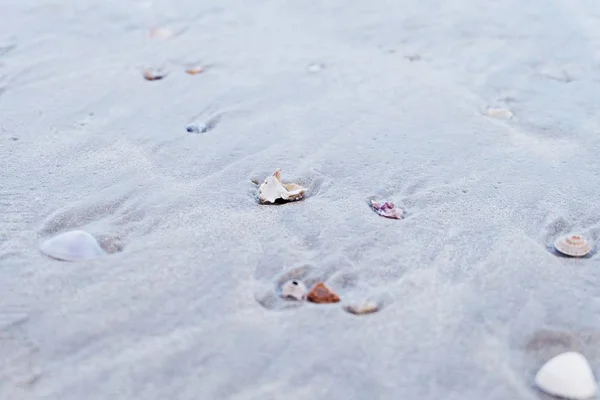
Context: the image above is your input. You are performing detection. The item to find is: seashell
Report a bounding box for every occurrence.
[535,351,597,400]
[258,169,306,204]
[143,69,166,81]
[185,66,204,75]
[149,27,175,39]
[486,107,513,119]
[186,123,208,134]
[40,230,106,261]
[307,63,325,73]
[280,279,308,301]
[343,300,380,315]
[554,234,593,257]
[369,200,404,220]
[307,282,340,304]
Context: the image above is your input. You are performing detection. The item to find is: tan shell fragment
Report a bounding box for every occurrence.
[343,300,380,315]
[185,66,204,75]
[554,234,593,257]
[258,169,306,204]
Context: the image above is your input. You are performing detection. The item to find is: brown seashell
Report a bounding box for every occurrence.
[554,234,593,257]
[307,282,340,304]
[143,69,166,81]
[343,300,380,315]
[185,66,204,75]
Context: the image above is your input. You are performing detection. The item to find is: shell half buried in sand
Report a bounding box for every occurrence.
[369,200,404,219]
[258,169,306,204]
[343,300,380,315]
[554,234,593,257]
[280,279,308,301]
[40,230,106,261]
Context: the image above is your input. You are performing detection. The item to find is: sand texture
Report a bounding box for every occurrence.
[2,0,600,398]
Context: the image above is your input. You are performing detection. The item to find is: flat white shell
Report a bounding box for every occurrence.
[535,352,597,400]
[280,280,308,300]
[486,107,513,119]
[258,169,306,204]
[40,230,106,261]
[554,234,593,257]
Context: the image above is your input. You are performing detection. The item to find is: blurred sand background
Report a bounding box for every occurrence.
[2,0,600,398]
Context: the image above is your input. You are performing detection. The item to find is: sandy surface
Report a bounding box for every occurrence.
[2,0,600,398]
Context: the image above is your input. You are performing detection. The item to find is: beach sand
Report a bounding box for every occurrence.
[2,0,600,398]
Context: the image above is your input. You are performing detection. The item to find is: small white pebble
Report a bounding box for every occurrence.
[280,280,308,300]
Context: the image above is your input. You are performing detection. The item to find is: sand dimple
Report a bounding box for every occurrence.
[0,326,41,389]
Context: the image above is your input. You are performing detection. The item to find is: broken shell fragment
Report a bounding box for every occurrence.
[486,107,513,119]
[40,230,106,261]
[307,282,340,304]
[343,300,380,315]
[369,200,404,219]
[258,169,306,204]
[554,234,593,257]
[280,280,308,301]
[535,351,597,400]
[185,67,204,75]
[143,69,166,81]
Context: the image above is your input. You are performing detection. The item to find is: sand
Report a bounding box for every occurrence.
[2,0,600,398]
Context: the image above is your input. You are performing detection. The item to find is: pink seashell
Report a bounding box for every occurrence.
[369,199,404,220]
[554,234,593,257]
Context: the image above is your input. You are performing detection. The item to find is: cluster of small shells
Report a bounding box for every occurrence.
[279,279,380,315]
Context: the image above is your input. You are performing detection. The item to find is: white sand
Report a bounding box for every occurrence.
[2,0,600,398]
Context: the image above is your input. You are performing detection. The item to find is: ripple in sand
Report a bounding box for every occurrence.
[40,230,117,261]
[0,328,41,388]
[535,352,597,400]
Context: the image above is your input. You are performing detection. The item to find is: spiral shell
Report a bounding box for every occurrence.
[553,234,593,257]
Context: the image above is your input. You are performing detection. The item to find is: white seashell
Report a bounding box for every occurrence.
[280,280,308,300]
[535,351,597,400]
[40,230,106,261]
[554,234,593,257]
[343,300,380,315]
[258,169,306,204]
[486,107,513,119]
[307,63,324,73]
